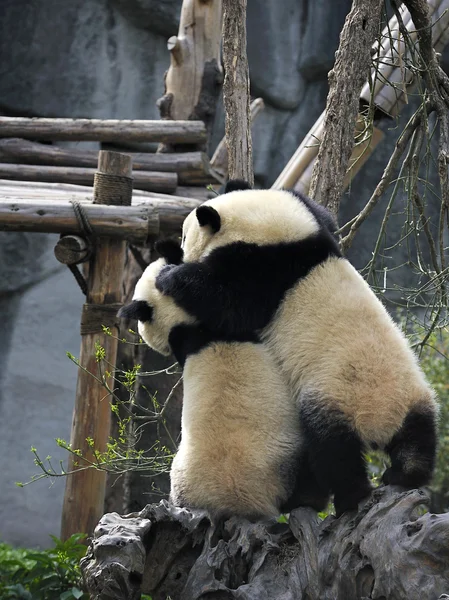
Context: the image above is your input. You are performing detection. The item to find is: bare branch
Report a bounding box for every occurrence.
[309,0,384,216]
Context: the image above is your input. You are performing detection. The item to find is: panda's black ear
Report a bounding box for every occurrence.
[155,239,184,265]
[224,179,252,193]
[117,300,153,323]
[196,205,221,233]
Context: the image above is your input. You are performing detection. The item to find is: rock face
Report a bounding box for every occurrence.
[0,0,445,547]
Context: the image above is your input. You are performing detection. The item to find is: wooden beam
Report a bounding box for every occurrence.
[0,117,207,144]
[60,151,132,540]
[0,163,178,194]
[0,201,159,244]
[0,139,217,185]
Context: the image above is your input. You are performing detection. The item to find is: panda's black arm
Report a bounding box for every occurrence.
[155,246,276,334]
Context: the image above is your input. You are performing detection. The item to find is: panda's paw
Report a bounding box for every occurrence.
[334,484,373,518]
[382,467,429,489]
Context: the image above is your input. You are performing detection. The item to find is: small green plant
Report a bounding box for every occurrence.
[0,535,87,599]
[18,332,179,488]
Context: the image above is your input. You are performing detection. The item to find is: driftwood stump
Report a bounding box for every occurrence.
[81,486,449,599]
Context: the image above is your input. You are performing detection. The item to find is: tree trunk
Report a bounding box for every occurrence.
[222,0,253,185]
[81,487,449,600]
[309,0,384,216]
[157,0,223,152]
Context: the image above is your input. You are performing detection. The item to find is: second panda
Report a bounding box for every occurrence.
[118,241,309,519]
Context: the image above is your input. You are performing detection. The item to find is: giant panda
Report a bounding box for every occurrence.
[155,183,439,517]
[118,240,313,520]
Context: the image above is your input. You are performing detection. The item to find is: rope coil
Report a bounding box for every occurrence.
[80,303,123,335]
[93,172,133,206]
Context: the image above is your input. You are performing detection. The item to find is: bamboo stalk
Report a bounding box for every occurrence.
[0,139,216,184]
[0,117,207,144]
[0,163,178,194]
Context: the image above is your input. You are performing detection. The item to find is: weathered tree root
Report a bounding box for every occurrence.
[81,486,449,600]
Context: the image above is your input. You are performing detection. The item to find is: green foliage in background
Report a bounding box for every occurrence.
[0,535,87,600]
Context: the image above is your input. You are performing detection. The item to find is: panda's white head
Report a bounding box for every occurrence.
[118,242,195,356]
[182,181,322,262]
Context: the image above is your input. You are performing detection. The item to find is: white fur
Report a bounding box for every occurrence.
[171,341,301,518]
[181,190,438,448]
[262,257,437,446]
[182,189,319,261]
[132,257,301,518]
[133,258,195,355]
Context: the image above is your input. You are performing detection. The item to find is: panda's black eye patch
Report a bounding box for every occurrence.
[196,205,221,233]
[117,300,153,323]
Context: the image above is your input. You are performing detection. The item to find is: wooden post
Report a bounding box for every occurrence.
[60,151,133,540]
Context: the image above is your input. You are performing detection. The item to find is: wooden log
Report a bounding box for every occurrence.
[54,235,90,265]
[222,0,253,185]
[0,117,207,145]
[157,0,223,151]
[210,98,265,181]
[60,151,133,540]
[0,163,178,193]
[0,139,217,185]
[80,488,449,599]
[0,201,159,244]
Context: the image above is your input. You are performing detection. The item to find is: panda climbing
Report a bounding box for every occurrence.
[155,183,439,517]
[118,240,308,520]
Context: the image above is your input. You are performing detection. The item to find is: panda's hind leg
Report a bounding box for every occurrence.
[299,394,372,518]
[383,403,437,489]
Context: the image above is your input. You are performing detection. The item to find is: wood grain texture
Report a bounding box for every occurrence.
[60,151,133,540]
[211,97,264,181]
[0,139,217,184]
[157,0,223,150]
[0,117,207,144]
[0,163,177,193]
[309,0,384,216]
[0,202,159,244]
[80,487,449,599]
[222,0,253,185]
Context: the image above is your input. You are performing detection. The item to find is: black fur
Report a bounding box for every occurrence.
[117,300,153,323]
[280,451,330,514]
[383,406,437,488]
[299,396,372,517]
[155,239,184,265]
[156,231,341,335]
[224,179,252,193]
[169,323,260,368]
[196,205,221,233]
[290,190,338,236]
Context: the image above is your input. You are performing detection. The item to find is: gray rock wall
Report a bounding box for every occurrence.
[0,0,442,548]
